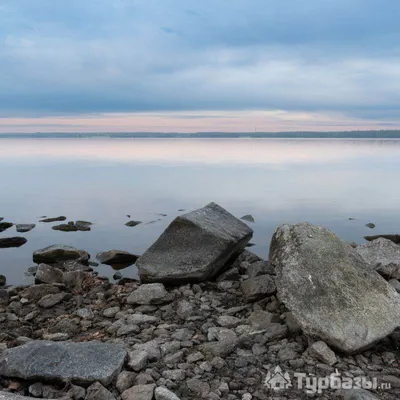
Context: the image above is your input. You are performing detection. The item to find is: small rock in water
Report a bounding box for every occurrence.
[348,217,356,220]
[241,214,255,223]
[0,274,6,287]
[365,222,376,229]
[113,271,123,280]
[16,224,36,233]
[0,217,3,221]
[75,220,92,231]
[0,237,27,248]
[125,220,142,227]
[0,222,13,232]
[39,216,66,223]
[364,233,400,244]
[52,222,78,232]
[97,250,139,265]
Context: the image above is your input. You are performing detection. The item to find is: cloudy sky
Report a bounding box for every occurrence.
[1,0,400,133]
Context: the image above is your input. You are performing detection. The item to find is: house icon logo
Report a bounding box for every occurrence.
[264,365,292,391]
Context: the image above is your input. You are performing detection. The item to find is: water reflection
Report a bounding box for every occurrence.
[1,138,400,285]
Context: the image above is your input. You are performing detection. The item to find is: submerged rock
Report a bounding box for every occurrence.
[270,222,400,353]
[137,202,253,283]
[96,250,139,265]
[39,216,66,223]
[33,245,90,264]
[0,237,27,248]
[0,222,13,232]
[0,340,127,385]
[365,222,376,229]
[125,220,142,227]
[16,224,36,233]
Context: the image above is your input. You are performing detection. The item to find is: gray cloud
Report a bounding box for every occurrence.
[0,0,399,121]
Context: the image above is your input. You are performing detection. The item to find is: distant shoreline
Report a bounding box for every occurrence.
[1,130,400,139]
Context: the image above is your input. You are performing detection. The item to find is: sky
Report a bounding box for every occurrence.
[1,0,400,133]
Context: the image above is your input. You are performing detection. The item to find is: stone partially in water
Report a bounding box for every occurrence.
[39,216,66,223]
[125,220,142,227]
[96,250,139,266]
[0,275,6,287]
[35,264,63,284]
[241,214,255,223]
[0,237,27,248]
[364,234,400,244]
[52,222,78,232]
[0,340,127,385]
[0,222,13,232]
[137,202,253,283]
[16,224,36,233]
[33,245,90,264]
[270,222,400,353]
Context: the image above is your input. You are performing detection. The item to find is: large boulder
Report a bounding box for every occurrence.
[0,341,127,385]
[137,202,253,283]
[356,238,400,279]
[33,245,89,264]
[270,222,400,353]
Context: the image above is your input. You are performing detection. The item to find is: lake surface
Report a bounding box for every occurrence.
[1,138,400,285]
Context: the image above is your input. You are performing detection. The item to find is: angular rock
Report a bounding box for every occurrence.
[0,237,27,248]
[38,292,66,308]
[241,275,276,301]
[33,245,89,264]
[39,216,66,223]
[128,350,148,371]
[356,238,400,279]
[154,386,181,400]
[127,283,170,305]
[86,382,116,400]
[75,220,92,231]
[121,384,155,400]
[16,224,35,233]
[137,202,253,283]
[308,341,337,365]
[364,234,400,244]
[96,250,139,265]
[270,222,400,353]
[0,222,13,232]
[0,340,127,385]
[20,284,60,302]
[35,264,63,284]
[241,214,255,223]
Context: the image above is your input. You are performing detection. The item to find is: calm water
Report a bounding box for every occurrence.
[1,138,400,285]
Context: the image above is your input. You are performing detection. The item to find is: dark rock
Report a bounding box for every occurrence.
[20,284,60,302]
[364,234,400,244]
[86,382,116,400]
[39,216,66,223]
[365,222,376,229]
[241,214,255,223]
[0,393,58,399]
[52,222,78,232]
[241,275,276,301]
[0,340,127,385]
[121,384,155,400]
[0,222,13,232]
[33,245,90,264]
[16,224,35,233]
[96,250,139,266]
[75,220,92,231]
[0,275,5,287]
[270,222,400,353]
[125,220,142,227]
[137,202,253,283]
[0,289,9,305]
[0,237,27,248]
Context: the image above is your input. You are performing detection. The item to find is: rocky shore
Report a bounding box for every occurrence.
[0,203,400,399]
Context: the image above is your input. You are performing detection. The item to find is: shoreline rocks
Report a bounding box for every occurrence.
[33,245,90,264]
[96,250,139,266]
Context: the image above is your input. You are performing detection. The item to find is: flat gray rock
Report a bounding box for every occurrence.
[270,222,400,353]
[137,202,253,283]
[16,224,35,233]
[0,393,58,400]
[127,283,171,305]
[35,264,63,284]
[0,340,127,385]
[33,245,89,264]
[356,238,400,279]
